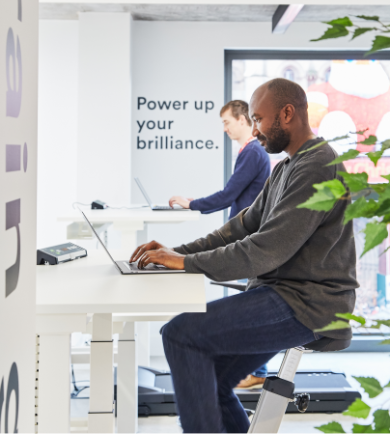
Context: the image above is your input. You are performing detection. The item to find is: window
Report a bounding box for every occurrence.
[225,51,390,345]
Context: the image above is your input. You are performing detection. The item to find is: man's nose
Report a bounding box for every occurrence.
[252,124,259,137]
[223,125,228,133]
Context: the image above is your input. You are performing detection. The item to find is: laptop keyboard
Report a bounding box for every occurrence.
[124,261,165,271]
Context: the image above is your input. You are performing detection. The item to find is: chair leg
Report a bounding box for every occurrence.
[248,348,305,433]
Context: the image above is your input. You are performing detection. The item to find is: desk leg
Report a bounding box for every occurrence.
[88,314,114,433]
[136,321,150,367]
[38,333,71,433]
[117,322,138,433]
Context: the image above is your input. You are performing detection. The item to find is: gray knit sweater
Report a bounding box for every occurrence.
[174,138,358,340]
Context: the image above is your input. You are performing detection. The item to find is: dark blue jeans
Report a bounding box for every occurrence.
[162,286,316,433]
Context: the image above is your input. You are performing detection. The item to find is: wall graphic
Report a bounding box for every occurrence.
[0,0,38,431]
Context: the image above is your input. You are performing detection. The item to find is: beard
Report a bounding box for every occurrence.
[257,115,291,154]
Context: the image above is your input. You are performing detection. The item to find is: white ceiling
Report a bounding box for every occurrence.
[39,3,390,21]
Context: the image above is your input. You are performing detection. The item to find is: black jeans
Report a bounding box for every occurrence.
[162,286,316,433]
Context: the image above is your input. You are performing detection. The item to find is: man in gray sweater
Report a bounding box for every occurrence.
[130,78,358,433]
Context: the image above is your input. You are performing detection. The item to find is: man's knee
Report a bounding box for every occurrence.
[162,313,197,348]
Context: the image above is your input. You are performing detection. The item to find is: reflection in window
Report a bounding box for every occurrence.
[283,68,295,81]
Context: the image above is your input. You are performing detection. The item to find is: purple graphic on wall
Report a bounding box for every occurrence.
[23,142,27,172]
[6,28,22,118]
[6,144,21,172]
[5,199,21,297]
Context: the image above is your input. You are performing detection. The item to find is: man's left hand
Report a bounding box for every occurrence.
[137,248,185,270]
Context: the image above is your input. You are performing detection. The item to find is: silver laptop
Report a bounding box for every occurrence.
[80,211,185,274]
[135,177,190,211]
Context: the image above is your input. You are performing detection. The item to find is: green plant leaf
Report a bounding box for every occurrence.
[326,149,360,166]
[352,423,374,433]
[314,320,351,333]
[352,28,376,40]
[366,36,390,56]
[361,222,388,257]
[299,140,328,154]
[311,25,349,42]
[353,377,384,398]
[344,198,379,224]
[379,339,390,345]
[325,17,354,27]
[336,313,366,325]
[373,409,390,431]
[381,139,390,151]
[371,319,390,329]
[338,171,368,192]
[385,380,390,388]
[330,134,352,142]
[297,180,346,212]
[375,199,390,216]
[381,175,390,182]
[343,399,371,419]
[316,421,346,433]
[355,129,370,135]
[360,135,378,145]
[355,15,380,22]
[367,151,384,166]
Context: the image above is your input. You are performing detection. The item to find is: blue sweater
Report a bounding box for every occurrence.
[190,139,270,219]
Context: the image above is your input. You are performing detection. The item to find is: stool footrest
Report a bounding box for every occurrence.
[263,376,295,400]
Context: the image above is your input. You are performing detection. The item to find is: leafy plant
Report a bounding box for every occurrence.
[313,314,390,433]
[299,133,390,256]
[311,15,390,55]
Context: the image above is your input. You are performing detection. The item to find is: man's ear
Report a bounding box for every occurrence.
[282,104,295,124]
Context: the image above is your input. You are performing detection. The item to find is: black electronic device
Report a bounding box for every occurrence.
[37,243,87,265]
[91,200,107,210]
[122,367,361,417]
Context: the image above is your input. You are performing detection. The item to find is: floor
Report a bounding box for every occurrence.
[71,352,390,433]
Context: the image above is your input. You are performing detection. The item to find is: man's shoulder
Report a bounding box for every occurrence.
[242,140,269,159]
[295,141,340,177]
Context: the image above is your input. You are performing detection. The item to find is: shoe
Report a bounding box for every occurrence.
[234,375,266,390]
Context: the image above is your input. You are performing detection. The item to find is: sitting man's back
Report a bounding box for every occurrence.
[130,77,358,433]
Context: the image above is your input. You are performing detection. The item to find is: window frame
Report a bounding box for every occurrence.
[224,49,390,352]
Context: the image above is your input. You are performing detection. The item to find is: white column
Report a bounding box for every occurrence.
[117,322,138,433]
[77,13,131,206]
[88,314,114,433]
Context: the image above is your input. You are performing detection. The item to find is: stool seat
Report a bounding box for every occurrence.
[304,337,351,352]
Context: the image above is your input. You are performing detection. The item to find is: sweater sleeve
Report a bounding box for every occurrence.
[183,161,338,281]
[189,146,267,214]
[174,179,270,255]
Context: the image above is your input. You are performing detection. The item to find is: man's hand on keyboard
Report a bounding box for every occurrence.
[130,240,169,263]
[136,247,185,270]
[169,196,193,209]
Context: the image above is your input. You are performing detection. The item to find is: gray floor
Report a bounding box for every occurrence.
[71,352,390,433]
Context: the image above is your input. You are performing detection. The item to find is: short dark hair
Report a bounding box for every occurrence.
[267,78,307,113]
[220,100,252,126]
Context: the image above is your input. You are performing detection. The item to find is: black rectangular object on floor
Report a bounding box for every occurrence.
[135,367,361,417]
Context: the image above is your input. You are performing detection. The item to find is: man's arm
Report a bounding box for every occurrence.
[188,148,269,214]
[174,179,270,255]
[182,161,340,281]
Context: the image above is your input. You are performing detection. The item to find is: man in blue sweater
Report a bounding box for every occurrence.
[169,100,271,389]
[169,100,270,220]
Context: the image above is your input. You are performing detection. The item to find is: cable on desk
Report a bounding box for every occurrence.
[72,202,90,209]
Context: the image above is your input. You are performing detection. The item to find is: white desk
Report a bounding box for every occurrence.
[36,250,206,433]
[59,208,200,367]
[58,208,200,249]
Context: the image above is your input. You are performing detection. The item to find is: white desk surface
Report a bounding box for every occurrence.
[36,250,206,315]
[57,208,200,224]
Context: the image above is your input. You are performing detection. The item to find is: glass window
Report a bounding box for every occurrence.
[230,56,390,321]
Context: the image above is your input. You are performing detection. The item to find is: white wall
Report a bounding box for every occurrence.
[77,13,131,206]
[37,21,79,248]
[0,1,38,431]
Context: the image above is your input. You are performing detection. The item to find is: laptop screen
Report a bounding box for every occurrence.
[80,211,121,271]
[134,177,153,207]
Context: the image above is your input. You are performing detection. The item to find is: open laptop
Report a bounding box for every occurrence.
[80,211,185,274]
[135,177,190,211]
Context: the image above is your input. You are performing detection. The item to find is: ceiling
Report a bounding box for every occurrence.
[39,3,390,22]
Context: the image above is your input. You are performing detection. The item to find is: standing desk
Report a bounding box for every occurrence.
[36,250,206,433]
[57,207,200,249]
